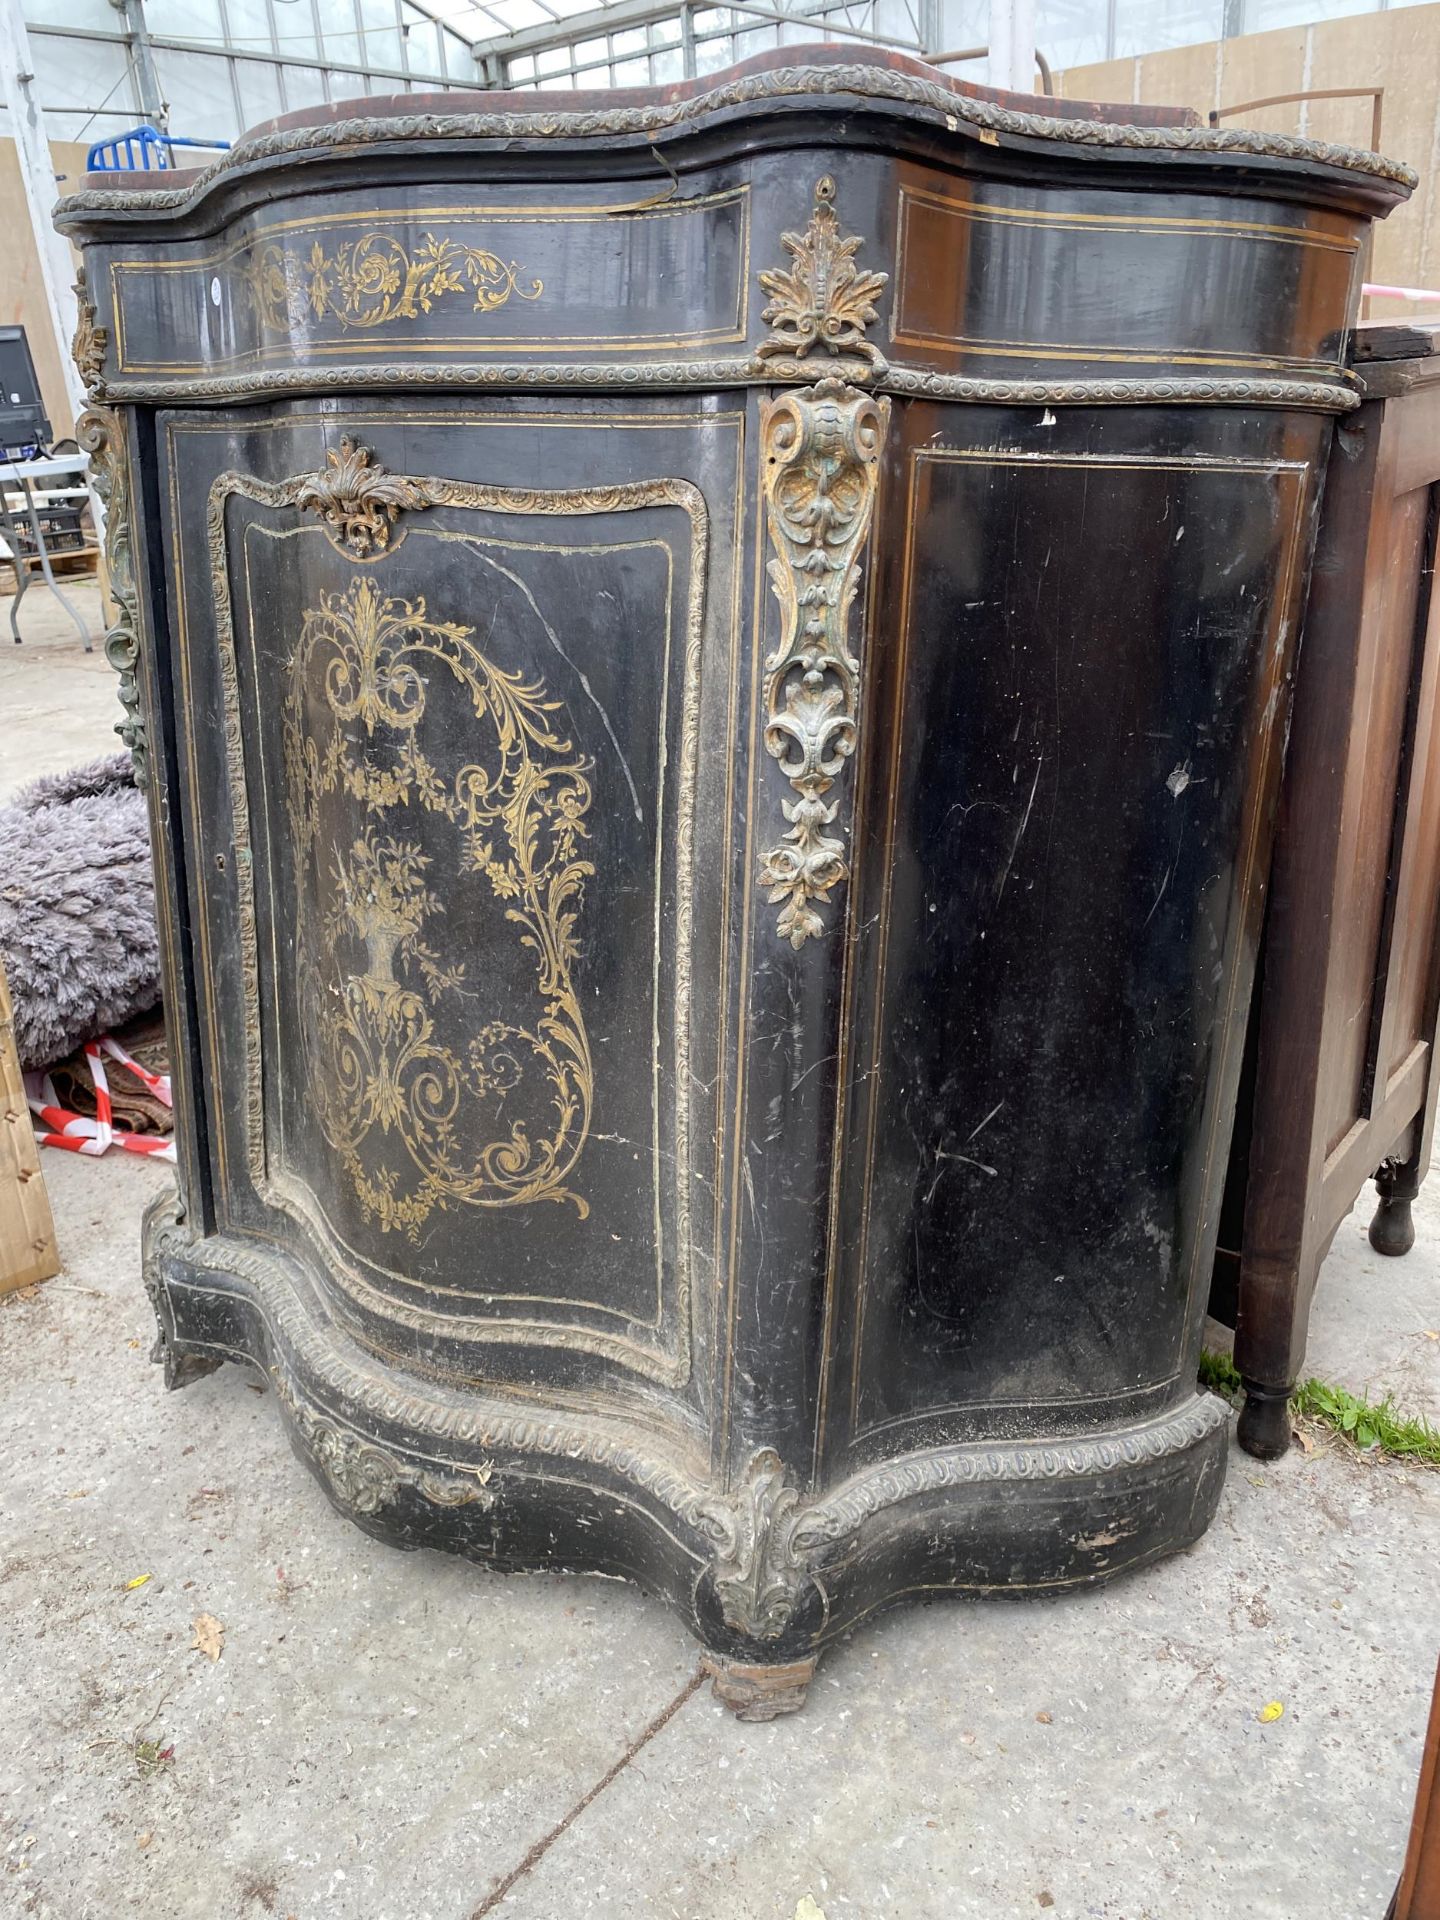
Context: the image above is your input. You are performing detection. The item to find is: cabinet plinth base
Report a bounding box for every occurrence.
[145,1203,1233,1702]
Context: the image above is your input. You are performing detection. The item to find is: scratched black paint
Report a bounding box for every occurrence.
[58,49,1408,1704]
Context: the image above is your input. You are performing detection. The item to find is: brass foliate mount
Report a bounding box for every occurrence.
[758,380,889,947]
[72,272,148,782]
[71,268,108,398]
[757,174,889,372]
[293,436,439,556]
[756,177,891,948]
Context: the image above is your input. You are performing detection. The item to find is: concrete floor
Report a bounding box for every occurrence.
[3,587,1440,1920]
[0,580,121,802]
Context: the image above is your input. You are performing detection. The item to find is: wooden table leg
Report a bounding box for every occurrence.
[1372,1150,1423,1258]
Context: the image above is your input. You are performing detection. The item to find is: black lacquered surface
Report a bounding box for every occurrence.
[59,48,1408,1701]
[835,404,1322,1459]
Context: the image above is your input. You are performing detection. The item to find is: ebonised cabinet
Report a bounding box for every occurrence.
[57,48,1412,1715]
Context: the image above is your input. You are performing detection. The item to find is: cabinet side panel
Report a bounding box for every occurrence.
[835,402,1318,1453]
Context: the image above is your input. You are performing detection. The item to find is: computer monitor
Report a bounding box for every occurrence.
[0,327,52,453]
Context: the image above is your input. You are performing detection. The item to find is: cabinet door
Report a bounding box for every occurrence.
[155,398,747,1405]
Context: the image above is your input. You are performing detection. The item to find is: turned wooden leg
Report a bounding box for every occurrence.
[1370,1155,1421,1258]
[702,1653,815,1721]
[1237,1379,1294,1460]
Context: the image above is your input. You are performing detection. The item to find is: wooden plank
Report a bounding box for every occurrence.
[1352,321,1440,364]
[1394,1657,1440,1920]
[0,958,59,1294]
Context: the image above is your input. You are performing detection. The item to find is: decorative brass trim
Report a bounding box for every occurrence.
[757,175,888,368]
[72,270,148,780]
[90,359,1363,414]
[293,436,437,555]
[882,367,1360,408]
[245,230,543,334]
[796,1390,1232,1548]
[758,377,889,947]
[150,1202,1230,1623]
[70,268,107,395]
[152,1206,723,1516]
[270,1366,496,1514]
[53,62,1416,227]
[75,406,147,782]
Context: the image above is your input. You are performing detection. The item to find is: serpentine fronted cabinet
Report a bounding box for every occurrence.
[58,49,1411,1717]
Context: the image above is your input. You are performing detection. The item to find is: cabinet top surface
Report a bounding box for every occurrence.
[56,45,1414,237]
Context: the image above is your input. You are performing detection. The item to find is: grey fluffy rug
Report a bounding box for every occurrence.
[0,752,160,1072]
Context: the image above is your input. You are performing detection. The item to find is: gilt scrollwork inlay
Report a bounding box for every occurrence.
[757,377,889,947]
[245,231,543,334]
[284,575,596,1239]
[758,174,888,369]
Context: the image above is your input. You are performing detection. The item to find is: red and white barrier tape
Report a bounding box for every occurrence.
[1362,282,1440,303]
[25,1035,176,1162]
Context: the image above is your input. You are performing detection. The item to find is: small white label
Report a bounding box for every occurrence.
[210,276,222,307]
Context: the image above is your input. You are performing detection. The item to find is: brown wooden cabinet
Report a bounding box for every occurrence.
[1211,323,1440,1458]
[1391,1654,1440,1920]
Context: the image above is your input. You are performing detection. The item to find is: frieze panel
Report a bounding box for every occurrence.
[104,187,750,375]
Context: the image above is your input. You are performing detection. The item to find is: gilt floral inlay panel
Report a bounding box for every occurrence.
[282,575,595,1239]
[247,231,544,333]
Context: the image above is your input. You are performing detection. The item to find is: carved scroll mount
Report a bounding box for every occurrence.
[699,1449,815,1640]
[757,376,889,947]
[75,404,148,783]
[72,276,148,779]
[294,436,439,556]
[757,174,889,370]
[71,269,108,398]
[273,1370,496,1517]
